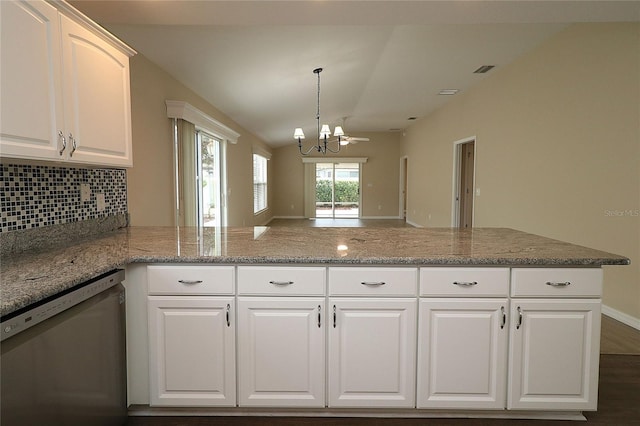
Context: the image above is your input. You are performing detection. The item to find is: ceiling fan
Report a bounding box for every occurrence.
[333,117,370,145]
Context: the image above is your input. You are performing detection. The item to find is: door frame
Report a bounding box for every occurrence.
[399,156,408,220]
[451,136,477,228]
[302,157,368,219]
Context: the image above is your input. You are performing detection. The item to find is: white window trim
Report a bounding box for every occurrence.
[166,100,240,144]
[302,157,367,164]
[253,145,272,160]
[253,153,269,215]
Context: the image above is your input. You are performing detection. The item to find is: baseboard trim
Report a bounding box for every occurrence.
[602,304,640,330]
[270,216,406,221]
[406,219,423,228]
[270,216,307,220]
[359,216,403,220]
[128,405,585,421]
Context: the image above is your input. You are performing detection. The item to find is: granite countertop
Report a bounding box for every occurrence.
[0,226,630,317]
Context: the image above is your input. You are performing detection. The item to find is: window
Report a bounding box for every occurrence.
[197,131,222,227]
[253,153,268,214]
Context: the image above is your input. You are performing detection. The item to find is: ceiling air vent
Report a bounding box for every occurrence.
[474,65,495,74]
[438,89,458,95]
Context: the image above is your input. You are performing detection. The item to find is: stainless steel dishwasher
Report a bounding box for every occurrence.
[1,269,127,426]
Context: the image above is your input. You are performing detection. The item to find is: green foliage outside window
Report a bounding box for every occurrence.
[316,180,359,204]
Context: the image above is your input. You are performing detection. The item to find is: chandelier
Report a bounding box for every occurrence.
[294,68,344,155]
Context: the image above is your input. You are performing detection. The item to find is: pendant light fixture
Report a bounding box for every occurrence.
[294,68,344,155]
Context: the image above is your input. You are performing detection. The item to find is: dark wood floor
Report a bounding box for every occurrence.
[127,354,640,426]
[600,315,640,354]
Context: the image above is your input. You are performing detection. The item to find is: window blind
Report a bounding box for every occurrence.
[253,154,268,213]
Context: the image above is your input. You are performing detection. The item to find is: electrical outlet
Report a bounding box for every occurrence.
[96,193,105,212]
[80,184,91,202]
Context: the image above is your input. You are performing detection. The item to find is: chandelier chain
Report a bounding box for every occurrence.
[295,67,341,155]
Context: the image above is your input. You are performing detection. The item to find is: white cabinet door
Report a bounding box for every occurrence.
[328,298,417,408]
[508,299,601,410]
[237,297,325,407]
[417,298,508,409]
[60,15,132,167]
[148,296,236,406]
[0,0,64,160]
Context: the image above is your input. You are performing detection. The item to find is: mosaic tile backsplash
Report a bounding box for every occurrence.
[0,163,127,233]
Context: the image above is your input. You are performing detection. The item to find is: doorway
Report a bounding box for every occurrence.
[452,137,476,229]
[315,162,360,218]
[400,156,408,220]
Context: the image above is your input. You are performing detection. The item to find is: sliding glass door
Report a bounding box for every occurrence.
[197,131,223,227]
[315,162,360,218]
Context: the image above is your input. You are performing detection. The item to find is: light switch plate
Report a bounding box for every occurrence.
[80,184,91,202]
[96,193,105,212]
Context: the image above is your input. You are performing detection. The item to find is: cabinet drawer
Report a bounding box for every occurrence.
[328,267,417,296]
[511,268,602,298]
[420,267,509,297]
[237,266,325,295]
[147,265,235,295]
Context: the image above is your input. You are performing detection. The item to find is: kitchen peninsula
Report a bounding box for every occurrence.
[0,226,630,420]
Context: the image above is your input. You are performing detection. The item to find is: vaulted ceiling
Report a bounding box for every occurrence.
[70,1,640,147]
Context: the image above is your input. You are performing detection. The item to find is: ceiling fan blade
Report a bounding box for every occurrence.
[348,137,370,142]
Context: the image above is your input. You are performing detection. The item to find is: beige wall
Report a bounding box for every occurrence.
[271,132,402,218]
[128,54,273,227]
[401,23,640,320]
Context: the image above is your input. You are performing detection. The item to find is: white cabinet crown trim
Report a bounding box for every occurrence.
[49,0,136,55]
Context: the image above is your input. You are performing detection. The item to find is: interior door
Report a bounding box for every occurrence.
[458,141,475,229]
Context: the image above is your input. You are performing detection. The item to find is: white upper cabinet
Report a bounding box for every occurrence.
[59,14,133,166]
[0,0,63,159]
[0,0,135,167]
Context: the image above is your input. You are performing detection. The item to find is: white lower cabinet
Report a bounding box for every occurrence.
[417,298,508,409]
[148,296,236,406]
[237,297,325,407]
[138,264,605,416]
[508,299,601,410]
[328,298,417,407]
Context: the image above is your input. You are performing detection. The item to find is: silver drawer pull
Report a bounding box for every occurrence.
[178,279,203,285]
[453,281,478,286]
[546,281,571,287]
[361,281,386,286]
[269,280,294,286]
